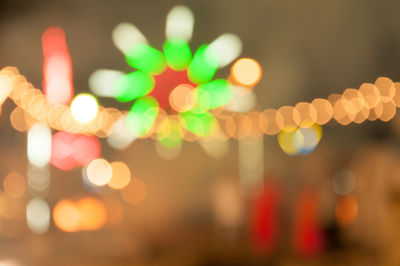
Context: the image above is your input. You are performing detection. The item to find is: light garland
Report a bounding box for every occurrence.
[1,66,399,141]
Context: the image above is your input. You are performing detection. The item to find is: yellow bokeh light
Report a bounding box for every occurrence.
[108,161,131,190]
[70,93,99,123]
[86,158,112,186]
[53,199,80,233]
[231,58,262,87]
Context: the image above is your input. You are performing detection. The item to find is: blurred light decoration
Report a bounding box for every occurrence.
[335,194,358,226]
[53,197,106,232]
[89,5,241,149]
[250,183,281,253]
[292,189,325,257]
[27,123,52,167]
[108,161,131,190]
[27,165,50,195]
[86,158,113,186]
[50,131,101,171]
[70,93,99,123]
[3,171,26,199]
[332,169,356,196]
[42,27,73,105]
[278,124,322,155]
[26,197,50,234]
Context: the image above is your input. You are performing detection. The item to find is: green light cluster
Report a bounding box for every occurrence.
[112,37,233,142]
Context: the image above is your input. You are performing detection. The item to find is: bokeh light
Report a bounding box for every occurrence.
[335,194,358,226]
[70,93,99,123]
[169,84,196,112]
[27,123,52,167]
[108,161,131,190]
[86,158,113,186]
[231,58,262,87]
[76,197,107,231]
[3,171,26,199]
[53,199,80,233]
[332,169,356,195]
[26,197,50,234]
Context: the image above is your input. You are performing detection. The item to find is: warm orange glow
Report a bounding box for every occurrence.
[108,161,131,190]
[169,84,196,112]
[103,196,124,226]
[359,83,380,108]
[311,98,332,125]
[10,107,31,132]
[76,197,107,231]
[53,199,80,232]
[231,58,262,87]
[335,194,358,226]
[259,109,284,135]
[375,100,396,122]
[121,178,147,204]
[375,77,395,102]
[294,102,317,128]
[278,106,300,132]
[3,171,26,198]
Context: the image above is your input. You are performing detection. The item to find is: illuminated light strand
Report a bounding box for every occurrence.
[1,67,400,139]
[42,27,74,105]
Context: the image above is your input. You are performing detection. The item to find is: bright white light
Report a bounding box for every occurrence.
[89,69,124,97]
[27,124,52,167]
[70,93,99,123]
[26,197,50,234]
[207,33,242,68]
[86,158,113,186]
[165,5,194,41]
[107,114,138,149]
[112,23,147,54]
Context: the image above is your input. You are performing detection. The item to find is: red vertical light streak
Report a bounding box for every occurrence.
[292,189,324,257]
[42,27,73,105]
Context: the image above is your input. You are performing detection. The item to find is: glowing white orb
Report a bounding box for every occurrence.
[70,93,99,123]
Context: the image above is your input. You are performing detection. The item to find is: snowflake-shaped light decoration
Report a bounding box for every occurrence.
[89,6,242,148]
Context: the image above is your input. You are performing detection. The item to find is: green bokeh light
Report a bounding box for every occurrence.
[187,44,218,84]
[157,118,183,147]
[195,79,232,111]
[126,96,159,136]
[126,43,166,74]
[114,71,155,102]
[163,39,192,71]
[179,111,217,137]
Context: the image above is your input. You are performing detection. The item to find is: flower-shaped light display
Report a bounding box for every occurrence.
[89,6,242,147]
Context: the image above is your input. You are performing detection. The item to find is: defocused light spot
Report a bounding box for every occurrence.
[359,83,380,108]
[3,171,26,199]
[169,84,196,112]
[26,197,50,234]
[335,194,358,226]
[108,161,131,190]
[165,5,194,42]
[278,124,322,156]
[27,123,51,167]
[42,27,73,105]
[53,199,80,232]
[107,114,137,150]
[332,169,355,195]
[77,197,107,231]
[89,69,124,97]
[259,109,284,135]
[278,106,300,132]
[27,165,50,194]
[112,23,147,54]
[121,178,147,204]
[295,102,317,128]
[86,158,112,186]
[199,137,229,159]
[311,98,332,125]
[231,58,261,87]
[0,74,13,105]
[207,33,242,68]
[70,93,98,123]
